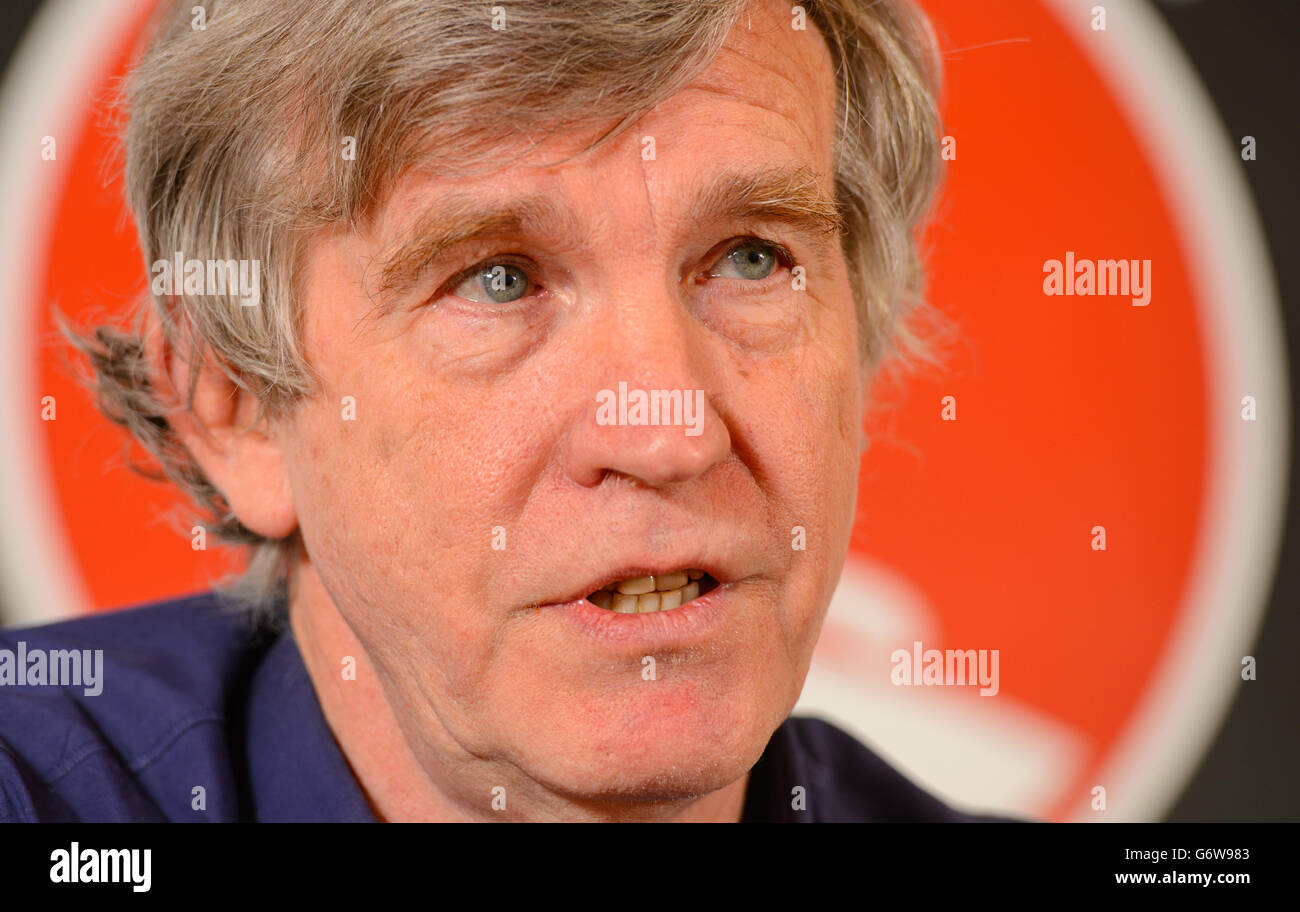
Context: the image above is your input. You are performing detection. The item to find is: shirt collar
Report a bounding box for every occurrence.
[244,628,377,822]
[741,718,816,822]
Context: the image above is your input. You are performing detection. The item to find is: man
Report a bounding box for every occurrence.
[0,0,1003,822]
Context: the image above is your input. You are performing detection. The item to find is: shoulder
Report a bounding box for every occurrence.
[0,592,278,821]
[772,716,1027,822]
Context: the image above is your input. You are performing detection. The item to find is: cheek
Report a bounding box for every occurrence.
[281,353,547,609]
[757,309,861,614]
[751,324,860,517]
[282,402,407,592]
[283,393,506,690]
[813,299,864,505]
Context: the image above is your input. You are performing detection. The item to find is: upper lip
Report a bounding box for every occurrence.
[549,564,723,606]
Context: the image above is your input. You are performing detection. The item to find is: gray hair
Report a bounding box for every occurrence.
[63,0,947,617]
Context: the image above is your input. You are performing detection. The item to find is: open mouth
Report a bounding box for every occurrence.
[586,570,719,613]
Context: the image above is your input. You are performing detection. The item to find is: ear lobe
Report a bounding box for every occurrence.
[143,308,299,540]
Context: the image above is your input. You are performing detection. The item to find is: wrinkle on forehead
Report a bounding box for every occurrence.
[341,0,842,288]
[681,2,838,159]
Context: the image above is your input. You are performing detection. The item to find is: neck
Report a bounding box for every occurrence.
[286,556,750,822]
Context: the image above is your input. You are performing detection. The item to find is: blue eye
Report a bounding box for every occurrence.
[454,262,530,304]
[711,241,782,280]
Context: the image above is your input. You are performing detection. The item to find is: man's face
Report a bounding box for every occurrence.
[278,1,863,807]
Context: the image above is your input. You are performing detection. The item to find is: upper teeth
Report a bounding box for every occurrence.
[589,570,705,613]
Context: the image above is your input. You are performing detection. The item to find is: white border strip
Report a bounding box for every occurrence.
[1043,0,1290,821]
[0,0,153,626]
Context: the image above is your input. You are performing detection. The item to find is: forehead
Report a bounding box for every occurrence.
[682,0,839,164]
[369,0,840,239]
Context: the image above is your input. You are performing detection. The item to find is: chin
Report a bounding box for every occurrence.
[543,740,758,806]
[514,682,785,804]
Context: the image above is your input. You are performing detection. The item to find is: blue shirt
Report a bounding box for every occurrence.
[0,592,1006,822]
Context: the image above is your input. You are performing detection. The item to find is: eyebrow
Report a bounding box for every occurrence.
[688,164,845,245]
[372,164,844,301]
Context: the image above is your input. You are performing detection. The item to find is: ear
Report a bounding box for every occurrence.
[143,309,298,539]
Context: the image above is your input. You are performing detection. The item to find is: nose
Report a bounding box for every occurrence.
[559,293,731,490]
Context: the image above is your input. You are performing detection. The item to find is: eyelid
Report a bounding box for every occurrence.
[434,253,540,306]
[445,252,533,286]
[703,236,797,278]
[420,235,795,308]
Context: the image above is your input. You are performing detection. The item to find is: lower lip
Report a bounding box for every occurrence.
[546,582,734,648]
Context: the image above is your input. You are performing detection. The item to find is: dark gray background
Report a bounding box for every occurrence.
[0,0,1294,821]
